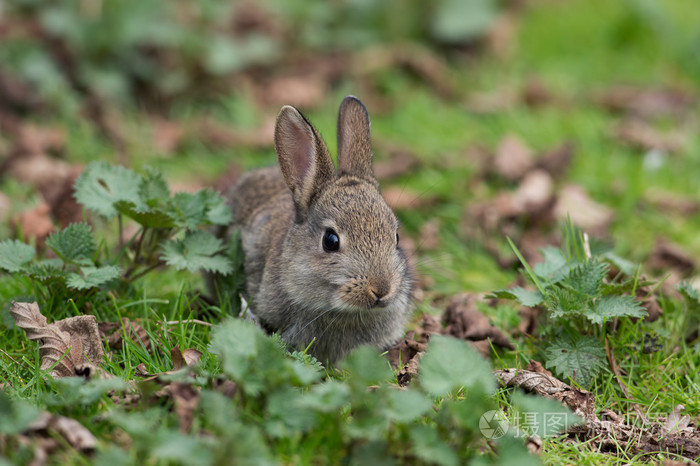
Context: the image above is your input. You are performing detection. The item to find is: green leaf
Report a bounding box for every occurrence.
[114,200,176,228]
[491,287,543,307]
[419,335,495,397]
[563,260,607,296]
[511,391,584,438]
[74,162,143,218]
[409,424,458,466]
[586,295,646,325]
[169,189,232,230]
[546,287,589,319]
[0,240,35,272]
[602,251,639,276]
[0,391,43,435]
[431,0,497,44]
[677,282,700,303]
[545,335,606,387]
[341,345,393,386]
[66,265,121,290]
[383,388,433,423]
[139,168,170,206]
[27,259,67,282]
[298,380,350,413]
[45,223,95,265]
[533,247,571,283]
[161,230,232,274]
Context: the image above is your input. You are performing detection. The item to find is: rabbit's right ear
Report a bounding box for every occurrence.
[275,105,334,220]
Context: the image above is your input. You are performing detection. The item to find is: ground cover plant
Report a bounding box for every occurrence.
[1,0,700,464]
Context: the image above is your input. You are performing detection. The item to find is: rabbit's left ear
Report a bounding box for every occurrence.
[336,96,374,182]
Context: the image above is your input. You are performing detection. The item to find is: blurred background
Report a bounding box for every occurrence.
[1,0,700,294]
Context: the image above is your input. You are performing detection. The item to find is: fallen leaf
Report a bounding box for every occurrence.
[171,383,200,433]
[382,186,436,210]
[26,411,97,452]
[442,293,514,350]
[493,134,535,181]
[373,144,421,180]
[522,77,553,108]
[647,238,695,276]
[99,317,152,353]
[596,85,696,119]
[9,301,104,378]
[663,405,692,435]
[552,184,614,235]
[537,141,574,177]
[171,345,202,371]
[511,169,554,215]
[614,119,686,153]
[151,117,186,155]
[14,203,54,247]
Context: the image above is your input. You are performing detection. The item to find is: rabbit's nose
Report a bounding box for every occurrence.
[369,281,391,307]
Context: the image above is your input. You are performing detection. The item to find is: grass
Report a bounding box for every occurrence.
[2,0,700,464]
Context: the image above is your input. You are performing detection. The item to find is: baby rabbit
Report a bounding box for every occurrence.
[220,96,413,364]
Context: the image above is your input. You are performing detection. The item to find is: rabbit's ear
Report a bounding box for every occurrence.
[336,96,374,182]
[275,105,335,218]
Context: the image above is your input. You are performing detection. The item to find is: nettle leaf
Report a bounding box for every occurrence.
[533,246,571,283]
[419,335,495,397]
[114,200,176,228]
[546,287,589,319]
[677,282,700,303]
[170,189,232,230]
[341,345,393,386]
[491,287,543,307]
[0,239,35,272]
[74,162,144,218]
[563,260,607,296]
[27,260,67,282]
[585,295,646,325]
[45,223,95,265]
[545,335,606,387]
[139,168,170,206]
[161,230,232,274]
[66,265,121,290]
[602,251,639,276]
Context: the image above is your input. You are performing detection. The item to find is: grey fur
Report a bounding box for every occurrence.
[219,96,413,364]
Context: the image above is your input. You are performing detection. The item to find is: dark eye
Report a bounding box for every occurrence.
[323,228,340,252]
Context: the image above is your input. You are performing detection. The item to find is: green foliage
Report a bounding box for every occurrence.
[161,231,231,274]
[45,222,95,265]
[491,223,650,387]
[544,335,607,387]
[0,240,35,272]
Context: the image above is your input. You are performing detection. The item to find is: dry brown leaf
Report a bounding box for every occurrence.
[99,317,151,352]
[26,411,97,452]
[9,301,103,378]
[511,169,554,214]
[382,186,436,210]
[614,119,686,153]
[151,117,186,155]
[493,134,535,181]
[443,293,514,350]
[537,141,574,177]
[522,77,553,108]
[596,85,696,119]
[15,203,54,246]
[171,383,200,433]
[552,184,613,235]
[647,238,696,276]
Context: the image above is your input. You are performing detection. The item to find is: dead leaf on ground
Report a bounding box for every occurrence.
[493,134,535,181]
[14,203,54,247]
[171,382,200,433]
[373,143,422,180]
[195,116,275,150]
[647,238,695,276]
[614,119,687,153]
[9,301,103,378]
[23,411,97,453]
[537,141,574,177]
[418,218,441,251]
[522,77,553,108]
[596,85,696,119]
[99,317,152,353]
[151,117,186,155]
[171,345,202,371]
[552,184,614,236]
[443,293,514,351]
[644,188,700,216]
[383,186,436,210]
[511,169,554,215]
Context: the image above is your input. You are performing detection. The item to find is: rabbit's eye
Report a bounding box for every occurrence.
[323,228,340,252]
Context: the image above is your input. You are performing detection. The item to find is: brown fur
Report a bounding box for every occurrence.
[218,96,413,364]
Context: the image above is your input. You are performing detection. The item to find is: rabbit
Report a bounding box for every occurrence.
[218,96,413,364]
